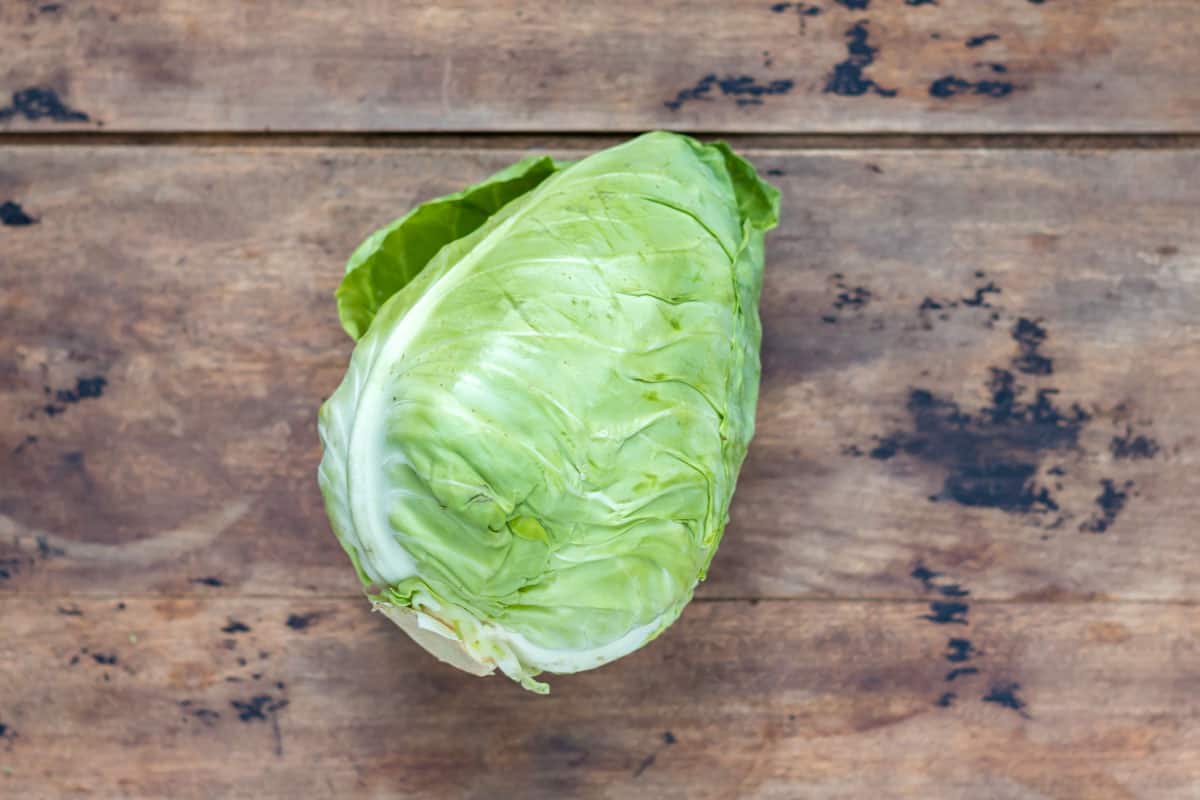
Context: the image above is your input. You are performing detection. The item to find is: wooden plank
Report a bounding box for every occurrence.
[2,146,1199,600]
[1,1,1198,133]
[0,595,1196,799]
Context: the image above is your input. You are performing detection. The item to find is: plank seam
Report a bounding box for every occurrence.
[1,132,1199,149]
[3,592,1196,606]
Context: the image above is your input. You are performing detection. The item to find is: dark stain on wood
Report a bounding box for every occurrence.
[42,375,107,418]
[911,563,941,590]
[0,88,89,123]
[853,281,1116,518]
[914,274,1005,328]
[1111,428,1159,459]
[966,34,1001,48]
[56,376,107,405]
[285,613,320,630]
[1079,479,1133,533]
[664,74,795,111]
[834,287,872,311]
[983,682,1031,717]
[946,638,977,662]
[912,567,1001,708]
[231,694,288,722]
[12,434,38,455]
[822,273,874,324]
[1011,318,1054,375]
[36,535,66,560]
[0,557,23,582]
[1,201,37,226]
[221,619,251,634]
[945,666,980,681]
[930,75,1014,99]
[866,374,1087,513]
[847,268,1165,538]
[962,281,1002,308]
[631,728,679,777]
[770,2,822,14]
[188,707,220,726]
[923,601,969,625]
[825,22,897,98]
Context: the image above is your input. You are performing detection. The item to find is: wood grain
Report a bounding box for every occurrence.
[0,595,1196,799]
[2,3,1195,795]
[0,0,1198,133]
[2,146,1199,601]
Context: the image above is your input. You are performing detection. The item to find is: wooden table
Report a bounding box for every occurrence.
[2,2,1199,798]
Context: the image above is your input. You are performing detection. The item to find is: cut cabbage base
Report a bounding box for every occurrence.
[374,594,681,694]
[374,603,496,677]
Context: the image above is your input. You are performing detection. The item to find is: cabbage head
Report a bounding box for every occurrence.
[318,132,779,692]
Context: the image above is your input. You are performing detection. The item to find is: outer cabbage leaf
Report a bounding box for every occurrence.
[336,155,562,340]
[318,131,779,692]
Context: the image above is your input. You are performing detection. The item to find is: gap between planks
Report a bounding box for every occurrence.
[1,131,1200,150]
[6,591,1199,607]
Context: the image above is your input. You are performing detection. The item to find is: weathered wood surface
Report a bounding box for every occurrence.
[1,596,1197,799]
[2,146,1199,602]
[1,1,1198,133]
